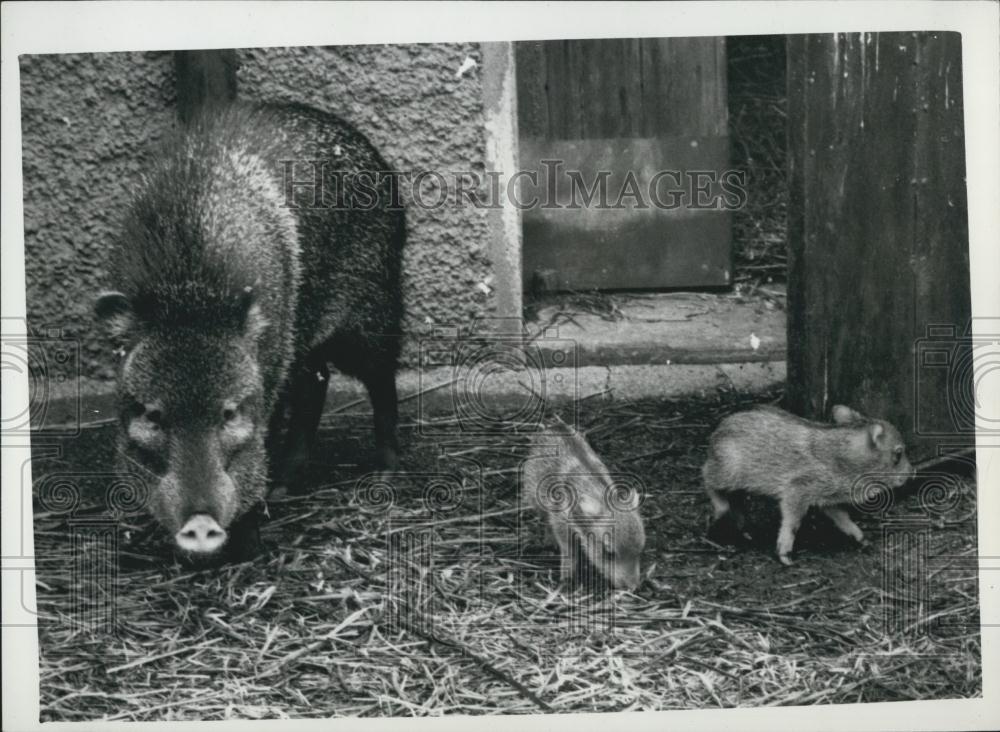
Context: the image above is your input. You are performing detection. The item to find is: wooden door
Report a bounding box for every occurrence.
[516,38,732,292]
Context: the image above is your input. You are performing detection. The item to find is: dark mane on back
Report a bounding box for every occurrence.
[109,104,287,330]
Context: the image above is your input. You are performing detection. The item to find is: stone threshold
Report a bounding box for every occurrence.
[20,288,787,432]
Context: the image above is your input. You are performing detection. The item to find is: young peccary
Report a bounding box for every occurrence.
[702,405,913,565]
[95,102,404,560]
[522,421,646,590]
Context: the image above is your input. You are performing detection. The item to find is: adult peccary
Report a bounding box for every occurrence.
[702,404,914,566]
[95,102,404,560]
[523,419,646,590]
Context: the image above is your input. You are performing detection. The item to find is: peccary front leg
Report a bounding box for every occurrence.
[776,494,809,566]
[704,458,752,544]
[822,506,867,546]
[360,366,399,471]
[283,358,331,493]
[705,486,732,521]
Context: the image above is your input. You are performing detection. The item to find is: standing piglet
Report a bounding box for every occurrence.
[95,102,404,560]
[522,421,646,590]
[702,405,913,565]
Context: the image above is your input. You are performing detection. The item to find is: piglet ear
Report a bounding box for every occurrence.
[576,494,603,518]
[94,291,134,339]
[832,405,864,424]
[868,422,885,448]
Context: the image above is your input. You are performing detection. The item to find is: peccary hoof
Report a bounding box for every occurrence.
[279,447,313,496]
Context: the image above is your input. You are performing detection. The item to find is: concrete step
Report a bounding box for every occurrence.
[527,287,786,366]
[18,288,787,432]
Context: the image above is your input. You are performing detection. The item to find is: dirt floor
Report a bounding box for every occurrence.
[31,389,981,720]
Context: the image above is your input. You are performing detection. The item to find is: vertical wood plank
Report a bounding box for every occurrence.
[515,36,732,291]
[514,42,548,138]
[518,37,728,140]
[786,32,970,460]
[620,39,644,137]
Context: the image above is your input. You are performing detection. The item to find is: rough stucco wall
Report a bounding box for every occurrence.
[19,52,178,381]
[20,44,496,382]
[236,44,494,355]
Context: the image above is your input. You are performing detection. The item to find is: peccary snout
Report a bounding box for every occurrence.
[176,514,227,554]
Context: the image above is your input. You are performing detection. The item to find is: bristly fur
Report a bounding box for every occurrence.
[110,102,405,363]
[99,101,405,555]
[522,423,646,589]
[702,405,913,564]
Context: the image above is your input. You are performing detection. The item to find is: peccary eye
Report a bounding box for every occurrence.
[893,446,904,465]
[219,401,253,447]
[126,401,166,450]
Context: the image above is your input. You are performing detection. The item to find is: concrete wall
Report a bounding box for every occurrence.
[19,52,178,380]
[19,44,516,382]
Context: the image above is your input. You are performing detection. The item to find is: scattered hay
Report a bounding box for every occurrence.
[33,390,981,720]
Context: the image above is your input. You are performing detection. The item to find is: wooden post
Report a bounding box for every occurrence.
[174,50,238,124]
[786,32,970,461]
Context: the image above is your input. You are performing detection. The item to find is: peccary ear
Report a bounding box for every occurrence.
[94,291,134,339]
[832,405,864,424]
[868,422,885,448]
[243,302,269,341]
[239,286,269,342]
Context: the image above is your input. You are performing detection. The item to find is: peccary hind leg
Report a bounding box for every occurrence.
[705,485,732,521]
[361,366,399,472]
[702,457,733,521]
[822,506,867,546]
[706,490,752,545]
[704,458,752,544]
